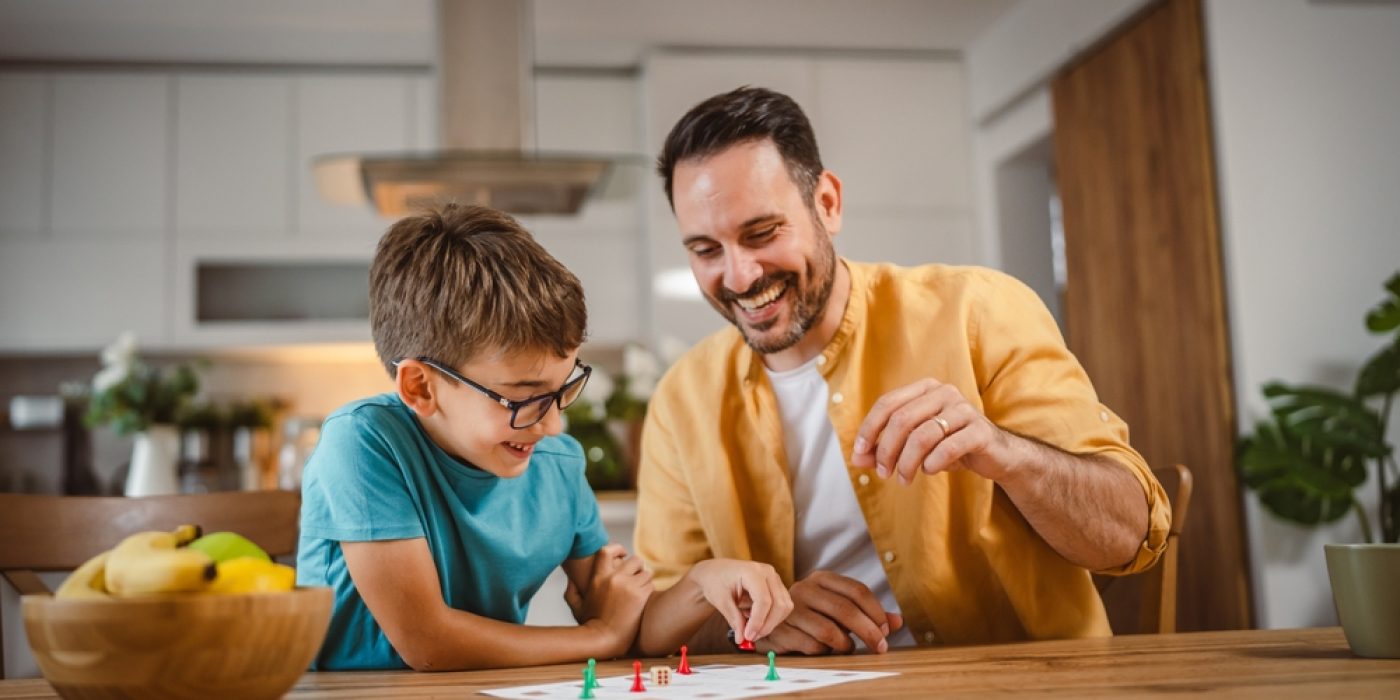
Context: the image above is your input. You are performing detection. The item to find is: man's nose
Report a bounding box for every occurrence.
[723,249,763,296]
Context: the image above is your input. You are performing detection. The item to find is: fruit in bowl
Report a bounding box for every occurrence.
[23,526,330,700]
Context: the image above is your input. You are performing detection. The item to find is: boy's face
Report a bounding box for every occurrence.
[409,347,580,478]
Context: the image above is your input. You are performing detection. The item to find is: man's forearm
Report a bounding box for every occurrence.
[989,433,1149,571]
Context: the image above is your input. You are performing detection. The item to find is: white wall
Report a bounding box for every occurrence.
[1206,0,1400,629]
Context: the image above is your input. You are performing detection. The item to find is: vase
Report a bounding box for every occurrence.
[1325,543,1400,658]
[125,424,181,497]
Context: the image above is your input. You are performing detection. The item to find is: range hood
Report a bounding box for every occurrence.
[313,0,611,217]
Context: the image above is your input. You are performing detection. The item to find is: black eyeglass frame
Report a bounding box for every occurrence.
[398,356,591,430]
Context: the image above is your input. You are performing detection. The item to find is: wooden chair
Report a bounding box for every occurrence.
[0,490,301,679]
[1095,464,1193,634]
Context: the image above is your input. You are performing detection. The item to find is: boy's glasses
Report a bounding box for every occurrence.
[403,356,591,430]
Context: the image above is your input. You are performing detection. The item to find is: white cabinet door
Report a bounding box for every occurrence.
[0,73,48,239]
[175,74,294,238]
[642,53,818,346]
[50,73,169,241]
[295,75,415,239]
[0,241,167,351]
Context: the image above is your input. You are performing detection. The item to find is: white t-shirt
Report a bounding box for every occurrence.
[766,356,916,649]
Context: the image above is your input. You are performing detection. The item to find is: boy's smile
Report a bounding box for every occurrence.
[401,348,583,478]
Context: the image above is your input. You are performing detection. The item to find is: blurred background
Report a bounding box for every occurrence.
[1,0,1398,650]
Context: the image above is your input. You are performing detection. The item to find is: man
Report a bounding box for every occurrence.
[634,86,1171,655]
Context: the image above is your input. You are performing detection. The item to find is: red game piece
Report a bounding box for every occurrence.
[738,636,755,651]
[630,660,645,692]
[677,645,693,674]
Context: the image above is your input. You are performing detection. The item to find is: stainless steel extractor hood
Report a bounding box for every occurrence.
[313,0,611,217]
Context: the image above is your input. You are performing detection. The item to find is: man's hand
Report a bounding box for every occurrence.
[758,571,902,655]
[566,544,654,656]
[850,378,1012,485]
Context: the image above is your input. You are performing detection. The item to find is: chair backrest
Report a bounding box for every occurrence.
[0,490,301,678]
[1095,463,1193,634]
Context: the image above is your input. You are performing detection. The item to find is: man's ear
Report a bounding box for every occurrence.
[395,360,439,418]
[813,169,843,237]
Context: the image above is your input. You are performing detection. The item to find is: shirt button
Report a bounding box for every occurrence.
[857,473,870,486]
[1099,410,1110,422]
[832,392,844,404]
[883,551,896,563]
[816,355,827,366]
[924,631,937,644]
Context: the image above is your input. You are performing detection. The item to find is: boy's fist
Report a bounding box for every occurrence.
[577,544,653,655]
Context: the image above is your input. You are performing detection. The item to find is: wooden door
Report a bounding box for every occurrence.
[1052,0,1252,631]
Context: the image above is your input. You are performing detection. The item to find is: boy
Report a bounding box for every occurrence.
[298,204,791,670]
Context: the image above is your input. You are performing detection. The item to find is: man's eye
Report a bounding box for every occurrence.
[691,246,719,258]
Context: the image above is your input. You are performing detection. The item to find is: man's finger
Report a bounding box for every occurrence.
[815,574,891,634]
[761,622,830,656]
[874,390,953,480]
[785,606,856,654]
[893,419,950,485]
[851,379,940,467]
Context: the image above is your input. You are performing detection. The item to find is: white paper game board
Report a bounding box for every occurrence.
[481,663,897,699]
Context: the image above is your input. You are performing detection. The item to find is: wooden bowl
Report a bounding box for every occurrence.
[22,587,332,700]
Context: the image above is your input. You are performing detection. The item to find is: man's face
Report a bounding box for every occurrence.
[671,140,838,354]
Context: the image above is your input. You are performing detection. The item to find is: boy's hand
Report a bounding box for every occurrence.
[577,544,653,655]
[688,559,794,645]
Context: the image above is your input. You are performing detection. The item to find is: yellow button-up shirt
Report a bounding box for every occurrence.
[635,261,1170,644]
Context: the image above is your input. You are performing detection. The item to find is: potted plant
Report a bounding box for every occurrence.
[1239,270,1399,658]
[82,332,201,497]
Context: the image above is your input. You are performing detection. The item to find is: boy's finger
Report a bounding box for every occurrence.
[712,599,748,646]
[743,575,771,641]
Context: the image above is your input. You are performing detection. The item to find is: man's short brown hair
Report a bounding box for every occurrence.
[369,204,587,377]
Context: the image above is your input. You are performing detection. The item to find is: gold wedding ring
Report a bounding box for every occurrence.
[933,415,951,437]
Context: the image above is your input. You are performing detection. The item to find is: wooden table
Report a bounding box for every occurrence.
[2,627,1397,698]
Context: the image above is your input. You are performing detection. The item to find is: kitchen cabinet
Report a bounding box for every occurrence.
[641,51,978,346]
[294,74,416,241]
[0,73,47,240]
[0,240,167,352]
[175,74,295,238]
[50,73,169,241]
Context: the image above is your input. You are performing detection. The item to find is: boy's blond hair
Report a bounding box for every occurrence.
[369,204,587,377]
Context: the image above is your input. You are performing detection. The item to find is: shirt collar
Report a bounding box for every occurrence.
[738,257,866,385]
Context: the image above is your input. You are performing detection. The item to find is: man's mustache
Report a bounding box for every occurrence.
[716,272,797,304]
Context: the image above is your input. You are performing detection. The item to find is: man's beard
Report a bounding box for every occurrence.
[706,229,837,355]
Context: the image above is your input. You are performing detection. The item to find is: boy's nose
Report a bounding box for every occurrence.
[534,402,564,437]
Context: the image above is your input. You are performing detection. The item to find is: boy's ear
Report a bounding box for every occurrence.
[395,360,439,418]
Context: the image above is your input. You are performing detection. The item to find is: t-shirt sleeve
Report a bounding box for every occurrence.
[560,435,609,559]
[299,409,426,542]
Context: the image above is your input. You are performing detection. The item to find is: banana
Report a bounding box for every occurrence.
[54,550,112,599]
[103,527,217,597]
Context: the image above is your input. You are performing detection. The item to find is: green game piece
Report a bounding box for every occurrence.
[765,650,780,681]
[580,668,595,699]
[586,659,598,689]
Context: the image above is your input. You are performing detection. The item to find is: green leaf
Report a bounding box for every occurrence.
[1356,340,1400,398]
[1366,271,1400,333]
[1260,383,1387,458]
[1239,418,1370,526]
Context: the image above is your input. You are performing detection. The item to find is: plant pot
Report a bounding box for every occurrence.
[125,424,181,497]
[1325,543,1400,658]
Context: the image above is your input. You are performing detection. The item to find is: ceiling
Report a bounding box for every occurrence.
[0,0,1018,67]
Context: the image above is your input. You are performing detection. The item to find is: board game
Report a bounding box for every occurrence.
[481,662,897,700]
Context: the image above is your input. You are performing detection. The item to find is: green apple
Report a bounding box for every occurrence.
[187,531,270,563]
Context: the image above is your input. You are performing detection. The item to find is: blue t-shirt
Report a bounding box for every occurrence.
[297,392,609,670]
